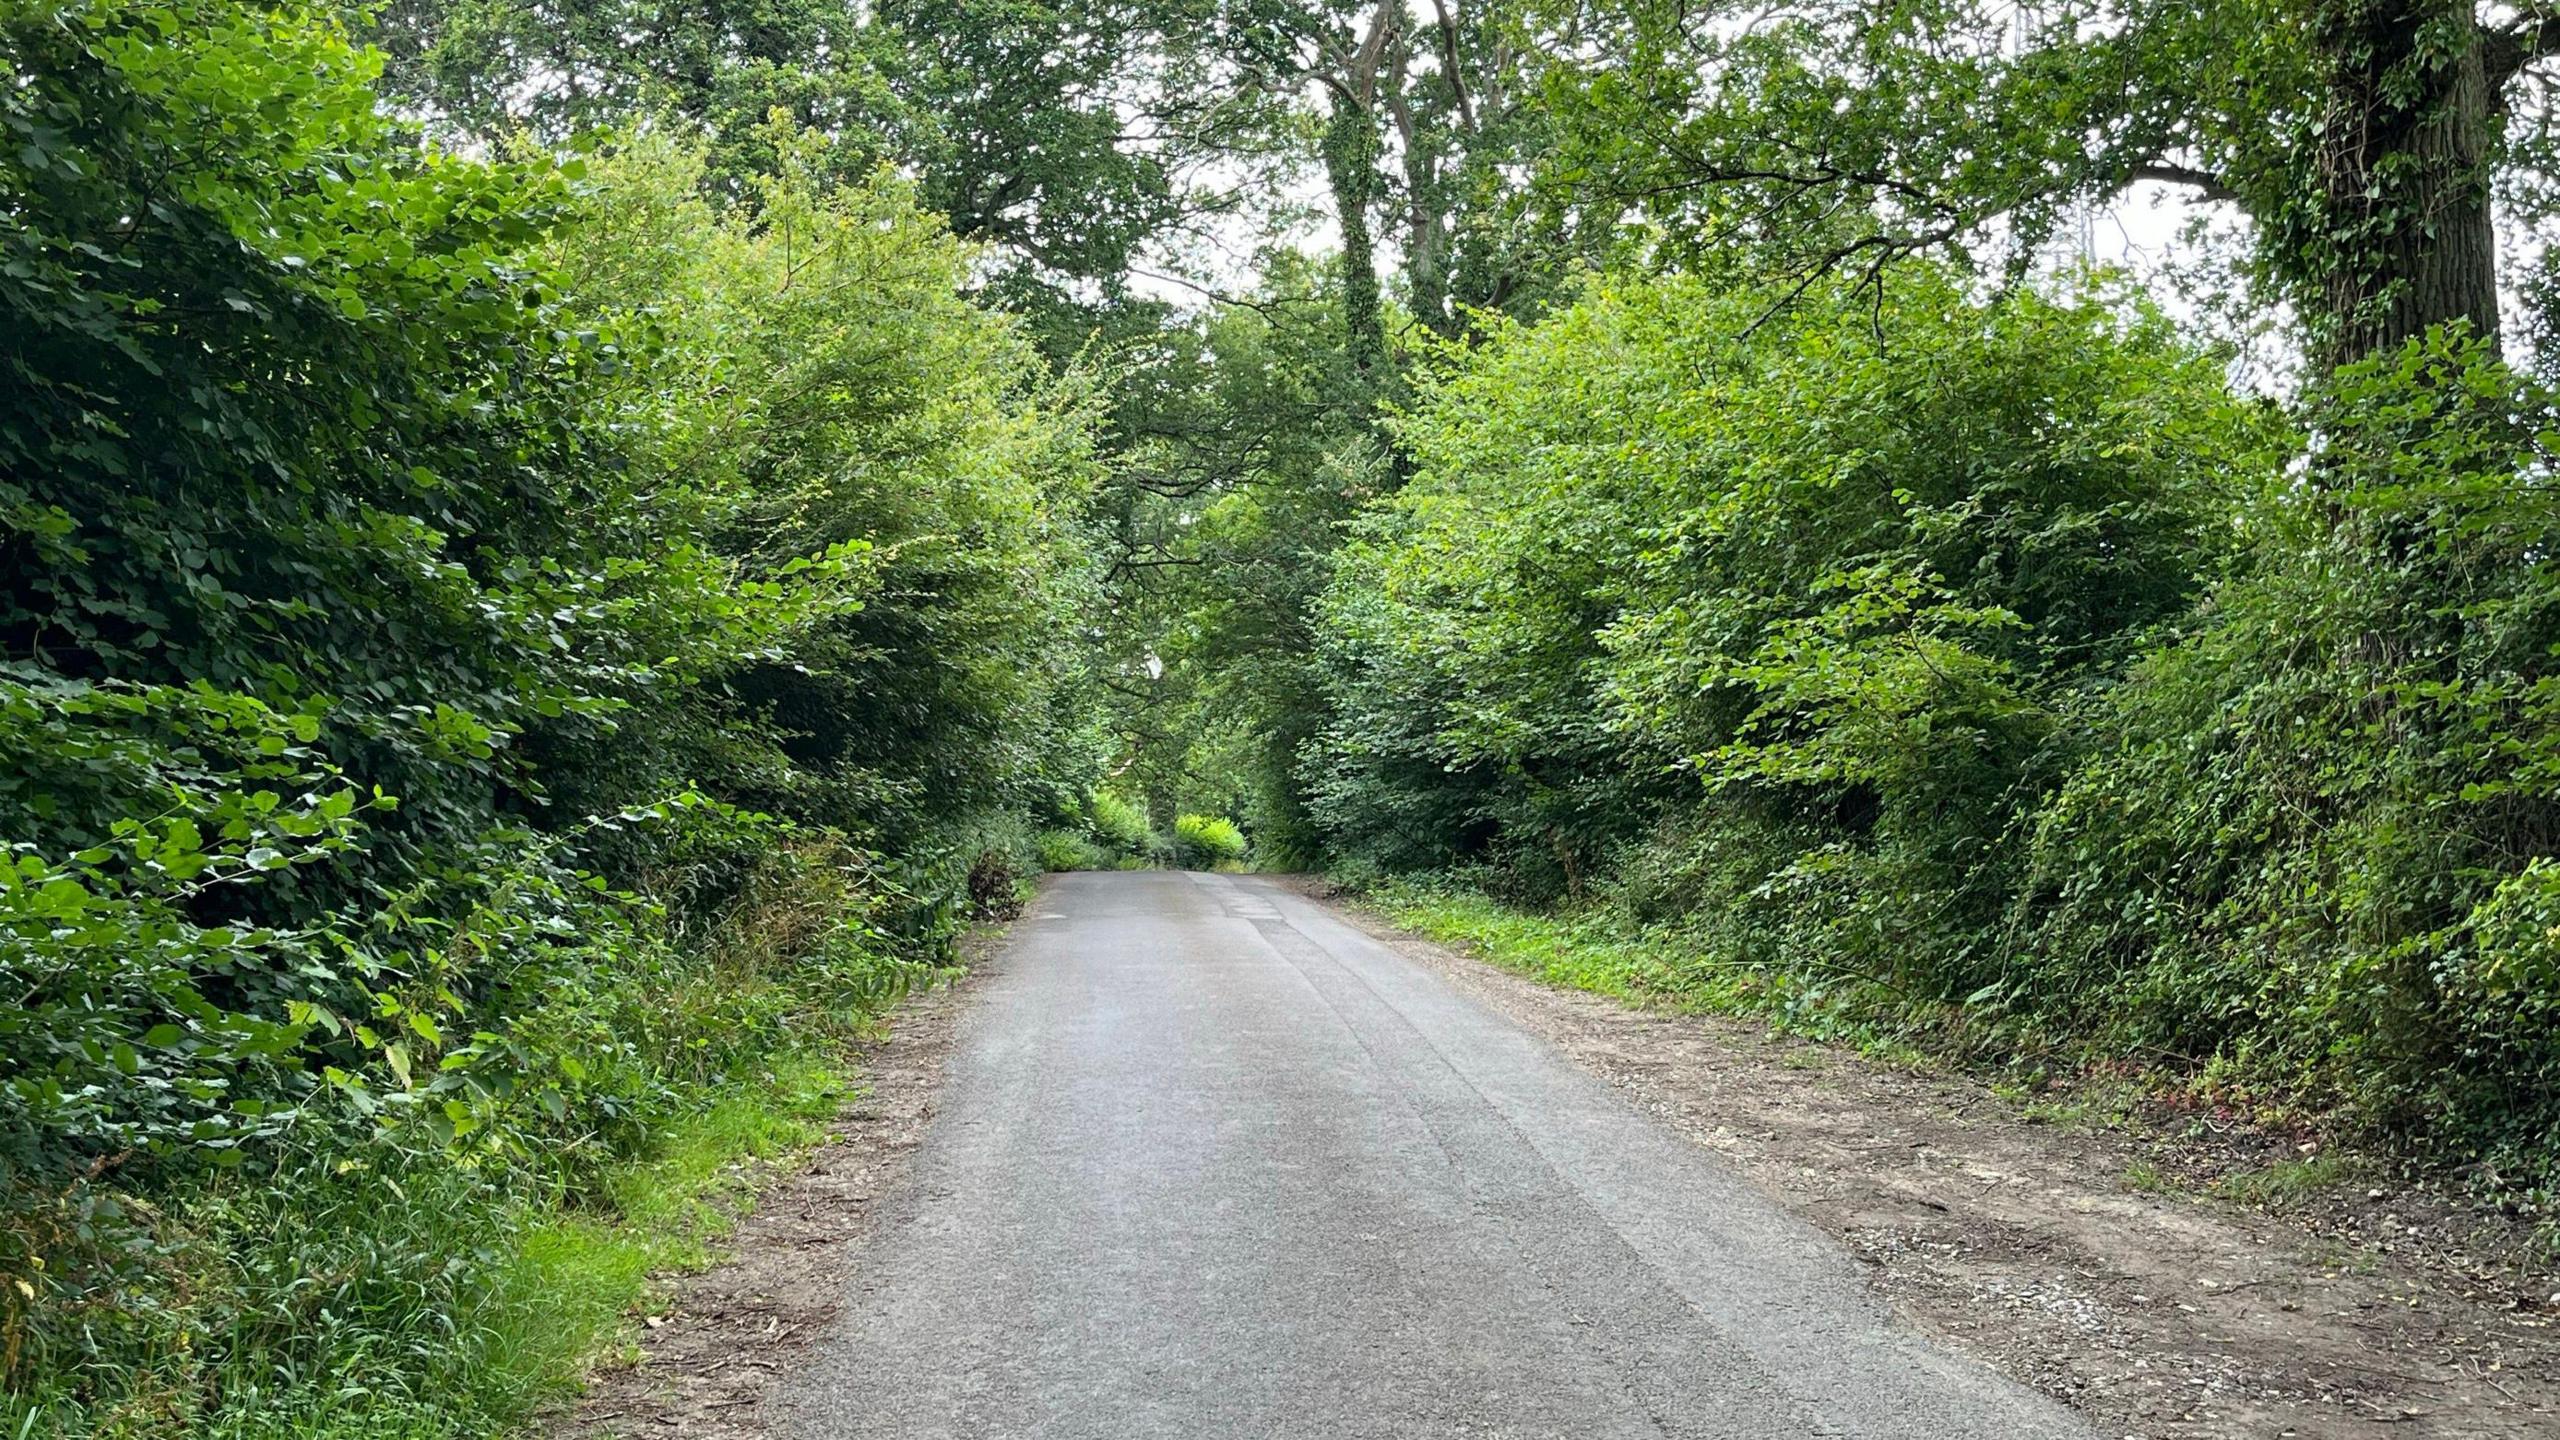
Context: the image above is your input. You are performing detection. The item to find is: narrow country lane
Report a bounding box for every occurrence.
[769,872,2090,1439]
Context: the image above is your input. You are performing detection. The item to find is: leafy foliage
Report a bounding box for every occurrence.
[1308,262,2560,1191]
[2017,334,2560,1160]
[1536,0,2560,362]
[1311,269,2274,903]
[14,0,2560,1423]
[1172,813,1249,869]
[370,0,1252,319]
[1,5,1102,1430]
[1084,791,1157,862]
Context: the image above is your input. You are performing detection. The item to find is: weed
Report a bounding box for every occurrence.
[2215,1155,2368,1210]
[2020,1096,2096,1129]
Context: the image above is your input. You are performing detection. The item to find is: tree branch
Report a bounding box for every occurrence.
[2128,160,2238,203]
[2487,8,2560,90]
[1429,0,1478,133]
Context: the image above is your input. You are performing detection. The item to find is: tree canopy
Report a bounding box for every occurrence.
[7,0,2560,1432]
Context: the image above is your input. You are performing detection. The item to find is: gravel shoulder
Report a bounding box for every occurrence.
[1319,882,2560,1438]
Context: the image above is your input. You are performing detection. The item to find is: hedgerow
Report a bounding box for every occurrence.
[0,4,1102,1430]
[1312,267,2560,1195]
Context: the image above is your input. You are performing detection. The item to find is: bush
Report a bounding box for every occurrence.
[0,6,1104,1430]
[2013,333,2560,1160]
[1308,266,2560,1193]
[1084,792,1155,860]
[2,819,934,1437]
[1173,814,1249,869]
[1034,829,1104,871]
[966,847,1028,917]
[1312,266,2272,944]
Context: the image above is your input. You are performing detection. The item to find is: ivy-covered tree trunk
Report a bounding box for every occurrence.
[1322,93,1389,384]
[1400,152,1453,338]
[2298,0,2503,364]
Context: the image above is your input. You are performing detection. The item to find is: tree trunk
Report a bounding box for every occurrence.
[1387,91,1455,338]
[2304,0,2503,365]
[1321,94,1390,385]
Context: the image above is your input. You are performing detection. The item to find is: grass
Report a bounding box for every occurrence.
[2122,1159,2172,1194]
[5,831,955,1440]
[4,1053,862,1440]
[1364,877,2398,1210]
[2214,1154,2368,1209]
[1365,880,1934,1075]
[1367,884,1673,1003]
[2018,1094,2099,1128]
[603,1053,849,1250]
[499,1053,853,1380]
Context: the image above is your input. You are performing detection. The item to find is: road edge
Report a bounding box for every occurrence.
[1301,875,2559,1439]
[549,906,1019,1439]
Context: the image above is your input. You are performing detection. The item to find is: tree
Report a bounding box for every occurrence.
[1542,0,2560,365]
[3,12,1107,1423]
[1078,260,1376,851]
[369,0,1248,311]
[370,0,899,184]
[1213,0,1581,396]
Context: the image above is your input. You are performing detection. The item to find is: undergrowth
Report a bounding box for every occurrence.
[0,829,949,1439]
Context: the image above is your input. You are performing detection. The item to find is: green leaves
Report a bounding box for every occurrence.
[0,674,386,1164]
[2020,330,2560,1151]
[1312,267,2269,900]
[0,10,1115,1430]
[1,0,1098,1248]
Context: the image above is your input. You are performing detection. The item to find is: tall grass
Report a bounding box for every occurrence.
[3,840,934,1440]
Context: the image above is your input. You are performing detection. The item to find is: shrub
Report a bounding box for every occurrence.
[0,5,1103,1429]
[1085,792,1155,859]
[1173,814,1249,869]
[1034,829,1104,871]
[1310,267,2560,1193]
[2014,333,2560,1160]
[1,817,933,1436]
[1312,266,2274,951]
[966,847,1028,917]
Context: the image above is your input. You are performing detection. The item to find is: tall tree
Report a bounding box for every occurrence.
[368,0,1247,310]
[1542,0,2560,366]
[1219,0,1573,386]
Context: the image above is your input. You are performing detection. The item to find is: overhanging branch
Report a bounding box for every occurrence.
[2488,8,2560,90]
[2128,161,2238,204]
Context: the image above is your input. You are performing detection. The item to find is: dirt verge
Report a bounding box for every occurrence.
[1318,883,2559,1438]
[553,922,1009,1440]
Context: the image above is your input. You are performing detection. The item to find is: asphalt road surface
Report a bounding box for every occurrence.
[771,871,2090,1439]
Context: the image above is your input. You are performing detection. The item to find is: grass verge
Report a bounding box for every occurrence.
[484,1052,855,1405]
[4,1048,878,1440]
[1359,877,1930,1069]
[1354,877,2525,1238]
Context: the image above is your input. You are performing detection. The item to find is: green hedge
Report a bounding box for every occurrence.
[1310,267,2560,1193]
[0,5,1103,1431]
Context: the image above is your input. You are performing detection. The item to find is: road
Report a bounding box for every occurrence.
[770,871,2090,1439]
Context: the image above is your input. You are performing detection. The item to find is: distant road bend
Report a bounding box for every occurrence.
[772,871,2089,1439]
